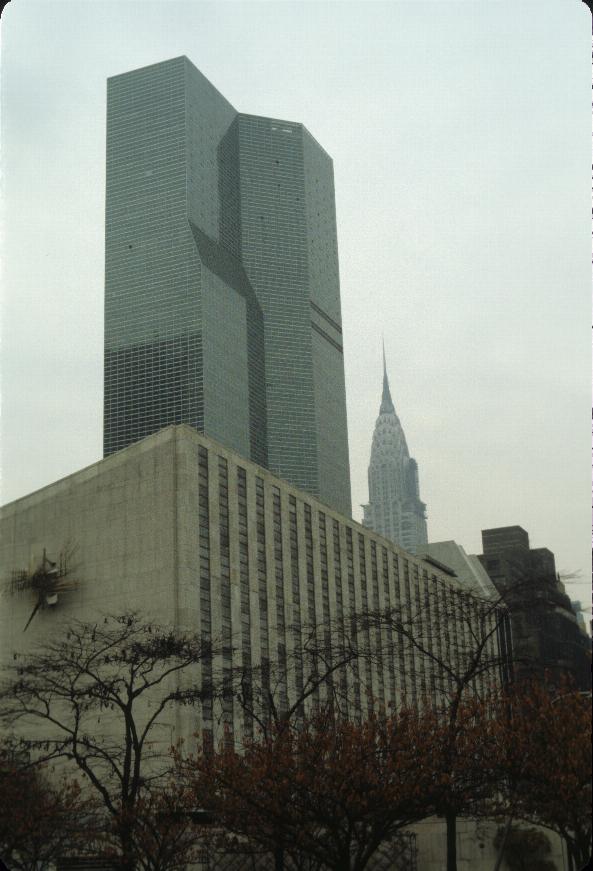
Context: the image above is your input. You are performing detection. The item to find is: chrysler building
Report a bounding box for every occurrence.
[362,351,428,554]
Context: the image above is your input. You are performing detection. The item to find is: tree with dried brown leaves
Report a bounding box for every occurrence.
[0,743,98,870]
[358,582,510,871]
[487,678,592,870]
[100,781,208,871]
[180,706,448,871]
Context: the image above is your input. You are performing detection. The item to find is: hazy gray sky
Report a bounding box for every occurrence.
[1,1,590,610]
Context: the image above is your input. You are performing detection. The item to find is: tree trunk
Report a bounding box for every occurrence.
[572,837,589,871]
[565,841,574,871]
[274,846,284,871]
[445,809,457,871]
[492,815,513,871]
[117,816,135,871]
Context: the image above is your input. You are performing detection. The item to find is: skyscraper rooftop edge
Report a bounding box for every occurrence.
[107,56,238,118]
[107,57,332,161]
[236,112,333,160]
[107,55,189,80]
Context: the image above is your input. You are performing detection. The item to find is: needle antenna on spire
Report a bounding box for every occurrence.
[380,340,394,414]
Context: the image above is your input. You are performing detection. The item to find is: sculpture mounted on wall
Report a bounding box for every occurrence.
[9,545,78,631]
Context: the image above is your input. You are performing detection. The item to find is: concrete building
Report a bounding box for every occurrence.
[1,425,502,744]
[421,540,514,685]
[1,430,570,870]
[479,526,591,689]
[103,57,351,516]
[570,600,590,638]
[363,351,427,553]
[421,540,499,600]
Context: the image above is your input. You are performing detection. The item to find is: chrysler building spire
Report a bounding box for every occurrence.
[380,339,395,414]
[363,349,428,554]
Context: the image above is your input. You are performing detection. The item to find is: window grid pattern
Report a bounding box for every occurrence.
[303,504,319,705]
[289,496,304,704]
[198,446,212,725]
[403,560,417,707]
[421,569,437,698]
[433,578,447,700]
[104,59,206,458]
[345,527,361,716]
[333,519,349,714]
[413,564,427,699]
[255,477,269,675]
[318,513,333,700]
[392,553,406,700]
[370,542,385,706]
[218,457,233,729]
[486,610,498,694]
[476,610,487,698]
[156,432,506,738]
[237,467,253,737]
[357,534,374,713]
[237,117,318,500]
[442,579,455,697]
[303,504,317,629]
[272,488,288,715]
[104,59,351,517]
[255,477,272,721]
[382,546,397,704]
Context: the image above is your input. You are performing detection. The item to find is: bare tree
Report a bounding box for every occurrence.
[0,612,217,869]
[233,620,361,741]
[0,740,99,871]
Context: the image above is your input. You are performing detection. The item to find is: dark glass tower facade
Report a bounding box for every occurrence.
[104,57,351,516]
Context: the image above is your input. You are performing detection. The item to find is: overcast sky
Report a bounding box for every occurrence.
[1,0,590,612]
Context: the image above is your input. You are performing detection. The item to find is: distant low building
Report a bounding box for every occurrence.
[478,525,591,689]
[421,540,499,600]
[570,600,590,638]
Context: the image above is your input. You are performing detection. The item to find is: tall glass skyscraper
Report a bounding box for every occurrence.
[104,57,351,516]
[362,351,427,553]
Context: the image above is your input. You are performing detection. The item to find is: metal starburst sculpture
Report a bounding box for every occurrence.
[9,546,78,631]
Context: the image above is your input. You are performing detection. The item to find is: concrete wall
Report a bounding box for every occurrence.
[0,426,559,870]
[2,424,503,742]
[413,817,570,871]
[1,428,180,650]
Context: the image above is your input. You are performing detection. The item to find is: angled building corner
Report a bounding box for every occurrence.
[103,57,351,516]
